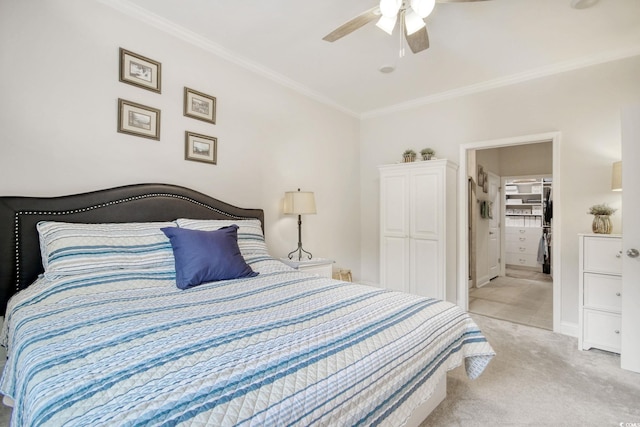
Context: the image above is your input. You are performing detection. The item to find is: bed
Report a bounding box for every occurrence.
[0,183,494,426]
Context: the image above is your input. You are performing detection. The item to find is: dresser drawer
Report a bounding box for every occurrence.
[505,227,542,238]
[583,236,622,275]
[582,309,621,353]
[583,273,622,312]
[506,239,539,255]
[505,252,538,268]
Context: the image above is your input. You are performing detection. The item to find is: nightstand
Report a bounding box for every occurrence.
[280,258,334,278]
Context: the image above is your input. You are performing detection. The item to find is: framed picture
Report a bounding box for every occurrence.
[477,165,484,187]
[185,131,217,164]
[184,87,216,124]
[119,48,161,93]
[483,172,489,193]
[117,98,160,140]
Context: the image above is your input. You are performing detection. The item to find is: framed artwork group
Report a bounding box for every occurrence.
[117,48,218,164]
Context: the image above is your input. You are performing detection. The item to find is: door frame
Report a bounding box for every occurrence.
[457,131,562,333]
[487,171,501,281]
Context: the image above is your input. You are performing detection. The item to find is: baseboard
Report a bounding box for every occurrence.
[476,275,490,288]
[557,320,578,337]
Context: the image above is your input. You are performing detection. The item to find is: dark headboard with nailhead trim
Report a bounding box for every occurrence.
[0,183,264,315]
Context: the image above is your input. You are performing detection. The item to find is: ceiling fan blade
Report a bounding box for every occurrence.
[322,7,380,42]
[405,26,429,53]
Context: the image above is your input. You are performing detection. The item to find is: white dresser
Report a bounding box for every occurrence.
[505,226,542,268]
[578,234,622,353]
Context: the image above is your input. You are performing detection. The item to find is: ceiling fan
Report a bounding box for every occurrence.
[322,0,490,54]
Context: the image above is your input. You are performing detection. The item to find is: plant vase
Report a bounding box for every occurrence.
[422,154,432,161]
[592,215,612,234]
[403,154,416,163]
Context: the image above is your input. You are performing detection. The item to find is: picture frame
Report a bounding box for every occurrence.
[184,87,216,124]
[483,172,489,193]
[185,131,217,165]
[119,48,161,93]
[117,98,160,140]
[477,165,484,187]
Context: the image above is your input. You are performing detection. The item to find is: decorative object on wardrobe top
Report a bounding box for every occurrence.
[588,203,616,235]
[420,148,435,160]
[403,149,417,162]
[611,161,622,191]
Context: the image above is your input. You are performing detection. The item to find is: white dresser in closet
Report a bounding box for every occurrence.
[505,227,542,268]
[578,234,622,353]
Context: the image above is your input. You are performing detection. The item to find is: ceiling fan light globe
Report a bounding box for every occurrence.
[379,0,402,17]
[411,0,436,18]
[375,15,397,35]
[404,8,426,35]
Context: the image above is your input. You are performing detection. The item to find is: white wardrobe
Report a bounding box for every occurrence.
[379,159,458,303]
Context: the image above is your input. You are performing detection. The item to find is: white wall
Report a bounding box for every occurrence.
[0,0,361,277]
[477,142,553,177]
[360,56,640,330]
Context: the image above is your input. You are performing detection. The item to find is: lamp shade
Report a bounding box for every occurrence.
[376,15,397,35]
[611,161,622,191]
[283,190,316,215]
[404,8,426,35]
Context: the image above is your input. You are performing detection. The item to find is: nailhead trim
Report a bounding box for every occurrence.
[12,193,256,291]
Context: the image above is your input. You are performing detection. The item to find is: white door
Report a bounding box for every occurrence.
[621,104,640,373]
[411,169,442,298]
[380,171,410,292]
[487,172,501,280]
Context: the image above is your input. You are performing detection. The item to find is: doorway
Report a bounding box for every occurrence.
[457,132,562,333]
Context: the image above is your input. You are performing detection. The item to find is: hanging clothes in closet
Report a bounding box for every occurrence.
[541,182,552,274]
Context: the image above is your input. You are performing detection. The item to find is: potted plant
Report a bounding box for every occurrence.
[588,203,617,234]
[403,149,416,163]
[420,148,435,160]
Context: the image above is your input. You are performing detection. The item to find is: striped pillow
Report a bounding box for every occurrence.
[175,219,268,256]
[37,221,177,277]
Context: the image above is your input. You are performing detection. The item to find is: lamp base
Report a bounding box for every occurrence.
[287,214,313,261]
[287,244,312,261]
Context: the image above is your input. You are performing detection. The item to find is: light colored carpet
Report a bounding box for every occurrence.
[421,314,640,426]
[469,268,553,330]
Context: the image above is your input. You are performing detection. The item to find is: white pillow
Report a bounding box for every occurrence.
[37,221,177,277]
[175,218,268,256]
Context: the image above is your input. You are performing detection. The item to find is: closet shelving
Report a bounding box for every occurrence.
[504,177,552,271]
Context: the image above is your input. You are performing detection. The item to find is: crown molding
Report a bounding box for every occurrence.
[97,0,360,118]
[98,0,640,121]
[361,45,640,119]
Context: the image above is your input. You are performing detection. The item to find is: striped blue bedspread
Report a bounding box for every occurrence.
[0,256,494,426]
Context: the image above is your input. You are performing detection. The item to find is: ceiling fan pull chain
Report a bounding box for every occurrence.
[399,11,406,58]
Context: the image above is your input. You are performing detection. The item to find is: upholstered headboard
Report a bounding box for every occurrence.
[0,183,264,314]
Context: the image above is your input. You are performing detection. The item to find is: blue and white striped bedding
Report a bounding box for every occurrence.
[0,256,494,426]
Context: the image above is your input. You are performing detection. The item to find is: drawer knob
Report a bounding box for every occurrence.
[519,237,526,241]
[615,330,620,334]
[616,292,621,297]
[519,229,526,233]
[519,247,526,252]
[627,248,640,258]
[616,251,622,258]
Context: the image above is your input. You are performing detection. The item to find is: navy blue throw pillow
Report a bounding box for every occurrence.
[161,225,258,289]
